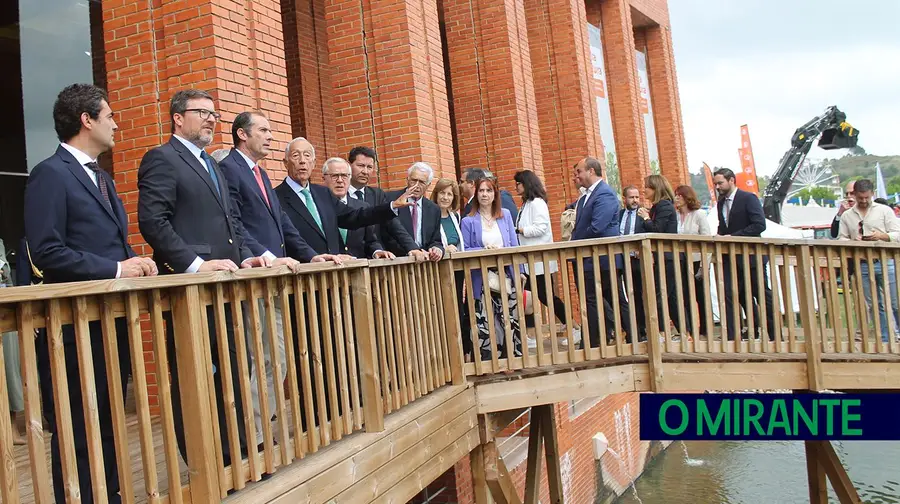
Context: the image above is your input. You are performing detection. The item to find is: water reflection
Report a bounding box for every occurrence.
[615,441,900,504]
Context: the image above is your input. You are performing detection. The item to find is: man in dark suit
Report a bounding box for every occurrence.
[618,185,647,338]
[714,167,775,341]
[322,157,393,259]
[137,89,270,467]
[384,162,444,261]
[346,146,424,261]
[217,111,341,450]
[570,156,632,346]
[24,83,158,503]
[274,138,412,257]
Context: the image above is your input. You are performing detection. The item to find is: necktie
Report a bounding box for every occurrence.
[723,198,732,227]
[624,210,634,235]
[352,187,364,201]
[339,227,348,244]
[200,151,221,198]
[85,161,112,210]
[252,165,271,207]
[301,186,324,233]
[411,198,420,245]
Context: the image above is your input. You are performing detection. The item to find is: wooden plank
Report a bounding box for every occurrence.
[350,268,385,432]
[523,411,543,504]
[72,296,108,502]
[229,282,260,481]
[438,260,466,385]
[0,326,21,504]
[813,441,862,504]
[291,277,319,454]
[339,272,363,431]
[19,302,53,504]
[47,299,81,502]
[470,444,491,504]
[641,239,663,391]
[247,280,275,468]
[805,441,828,504]
[797,246,824,391]
[265,278,292,462]
[538,405,563,504]
[305,275,331,447]
[316,275,342,443]
[328,271,353,436]
[277,277,305,461]
[484,440,523,504]
[170,285,219,504]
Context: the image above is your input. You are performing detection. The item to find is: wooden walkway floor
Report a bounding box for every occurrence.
[11,383,188,504]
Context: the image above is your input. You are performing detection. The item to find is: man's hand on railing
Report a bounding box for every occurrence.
[445,244,457,253]
[374,250,396,259]
[311,253,344,265]
[862,230,890,242]
[272,257,303,273]
[120,256,159,277]
[428,246,443,262]
[408,250,427,262]
[198,259,239,272]
[241,256,273,268]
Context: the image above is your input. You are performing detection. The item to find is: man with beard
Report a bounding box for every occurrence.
[713,167,775,342]
[618,185,647,338]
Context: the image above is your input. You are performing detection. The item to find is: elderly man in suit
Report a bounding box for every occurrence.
[346,146,424,260]
[714,167,775,341]
[322,157,393,259]
[138,89,272,467]
[570,156,632,346]
[25,83,158,503]
[217,111,342,451]
[384,162,444,261]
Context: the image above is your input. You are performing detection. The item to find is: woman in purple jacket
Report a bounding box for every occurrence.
[460,178,523,361]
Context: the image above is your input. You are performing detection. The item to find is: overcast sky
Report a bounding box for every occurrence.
[668,0,899,178]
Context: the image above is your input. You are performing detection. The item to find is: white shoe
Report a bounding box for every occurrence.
[527,337,537,349]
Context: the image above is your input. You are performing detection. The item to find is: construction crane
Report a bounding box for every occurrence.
[762,106,859,224]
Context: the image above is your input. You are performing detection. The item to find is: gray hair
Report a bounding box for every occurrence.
[210,148,230,163]
[285,137,315,158]
[322,157,350,174]
[408,161,434,184]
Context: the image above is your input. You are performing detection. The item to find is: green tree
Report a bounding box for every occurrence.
[795,186,838,202]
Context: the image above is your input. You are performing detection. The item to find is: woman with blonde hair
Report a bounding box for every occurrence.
[430,178,472,359]
[637,174,680,334]
[674,184,711,339]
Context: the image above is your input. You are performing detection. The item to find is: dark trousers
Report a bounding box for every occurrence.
[722,256,776,341]
[455,270,473,357]
[681,259,708,337]
[523,273,569,326]
[38,319,132,504]
[653,254,681,332]
[626,257,647,338]
[577,266,632,346]
[167,305,249,466]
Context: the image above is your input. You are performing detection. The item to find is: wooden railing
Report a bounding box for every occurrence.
[0,234,898,503]
[450,234,900,378]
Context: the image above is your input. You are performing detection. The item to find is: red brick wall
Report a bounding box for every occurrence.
[646,22,689,185]
[410,393,668,503]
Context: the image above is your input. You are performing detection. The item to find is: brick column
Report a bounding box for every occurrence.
[646,25,689,185]
[594,0,649,189]
[443,0,543,190]
[281,0,338,164]
[325,0,456,189]
[525,0,601,239]
[103,0,294,412]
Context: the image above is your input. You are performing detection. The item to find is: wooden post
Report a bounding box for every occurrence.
[470,444,492,504]
[797,245,824,391]
[814,441,862,504]
[351,267,385,432]
[170,285,219,503]
[439,259,466,385]
[641,238,664,391]
[484,441,523,504]
[805,441,827,504]
[537,405,564,504]
[523,410,544,504]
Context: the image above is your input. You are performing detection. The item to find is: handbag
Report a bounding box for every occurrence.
[486,270,534,315]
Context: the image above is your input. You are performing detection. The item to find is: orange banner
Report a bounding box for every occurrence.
[737,125,759,195]
[703,162,717,205]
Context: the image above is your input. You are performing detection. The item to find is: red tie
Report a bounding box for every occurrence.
[252,165,270,207]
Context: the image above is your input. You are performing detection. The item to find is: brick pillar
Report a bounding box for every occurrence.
[326,0,456,190]
[646,24,688,185]
[103,0,293,413]
[443,0,543,191]
[525,0,601,239]
[281,0,338,165]
[593,0,649,189]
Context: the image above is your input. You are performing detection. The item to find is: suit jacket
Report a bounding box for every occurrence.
[384,190,444,256]
[717,188,766,237]
[24,145,135,284]
[571,180,621,270]
[341,196,385,258]
[353,185,419,254]
[217,149,317,262]
[275,181,396,255]
[138,137,252,274]
[460,208,520,299]
[642,200,677,234]
[617,207,647,236]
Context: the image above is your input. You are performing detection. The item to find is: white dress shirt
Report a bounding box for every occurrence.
[60,143,122,279]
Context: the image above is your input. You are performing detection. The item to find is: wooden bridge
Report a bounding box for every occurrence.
[0,234,897,504]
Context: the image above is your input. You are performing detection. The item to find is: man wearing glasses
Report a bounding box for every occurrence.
[137,89,273,466]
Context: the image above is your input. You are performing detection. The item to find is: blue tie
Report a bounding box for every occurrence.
[200,151,221,198]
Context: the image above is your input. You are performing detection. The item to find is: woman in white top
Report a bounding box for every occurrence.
[430,178,473,359]
[674,184,711,339]
[513,170,571,333]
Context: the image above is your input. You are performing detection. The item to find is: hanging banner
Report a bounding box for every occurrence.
[737,125,759,195]
[703,162,717,205]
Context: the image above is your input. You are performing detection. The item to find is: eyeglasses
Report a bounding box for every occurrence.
[184,108,221,121]
[328,173,351,180]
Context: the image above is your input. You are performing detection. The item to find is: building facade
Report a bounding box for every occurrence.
[1,0,687,469]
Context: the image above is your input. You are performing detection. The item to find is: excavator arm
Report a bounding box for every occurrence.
[762,106,859,223]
